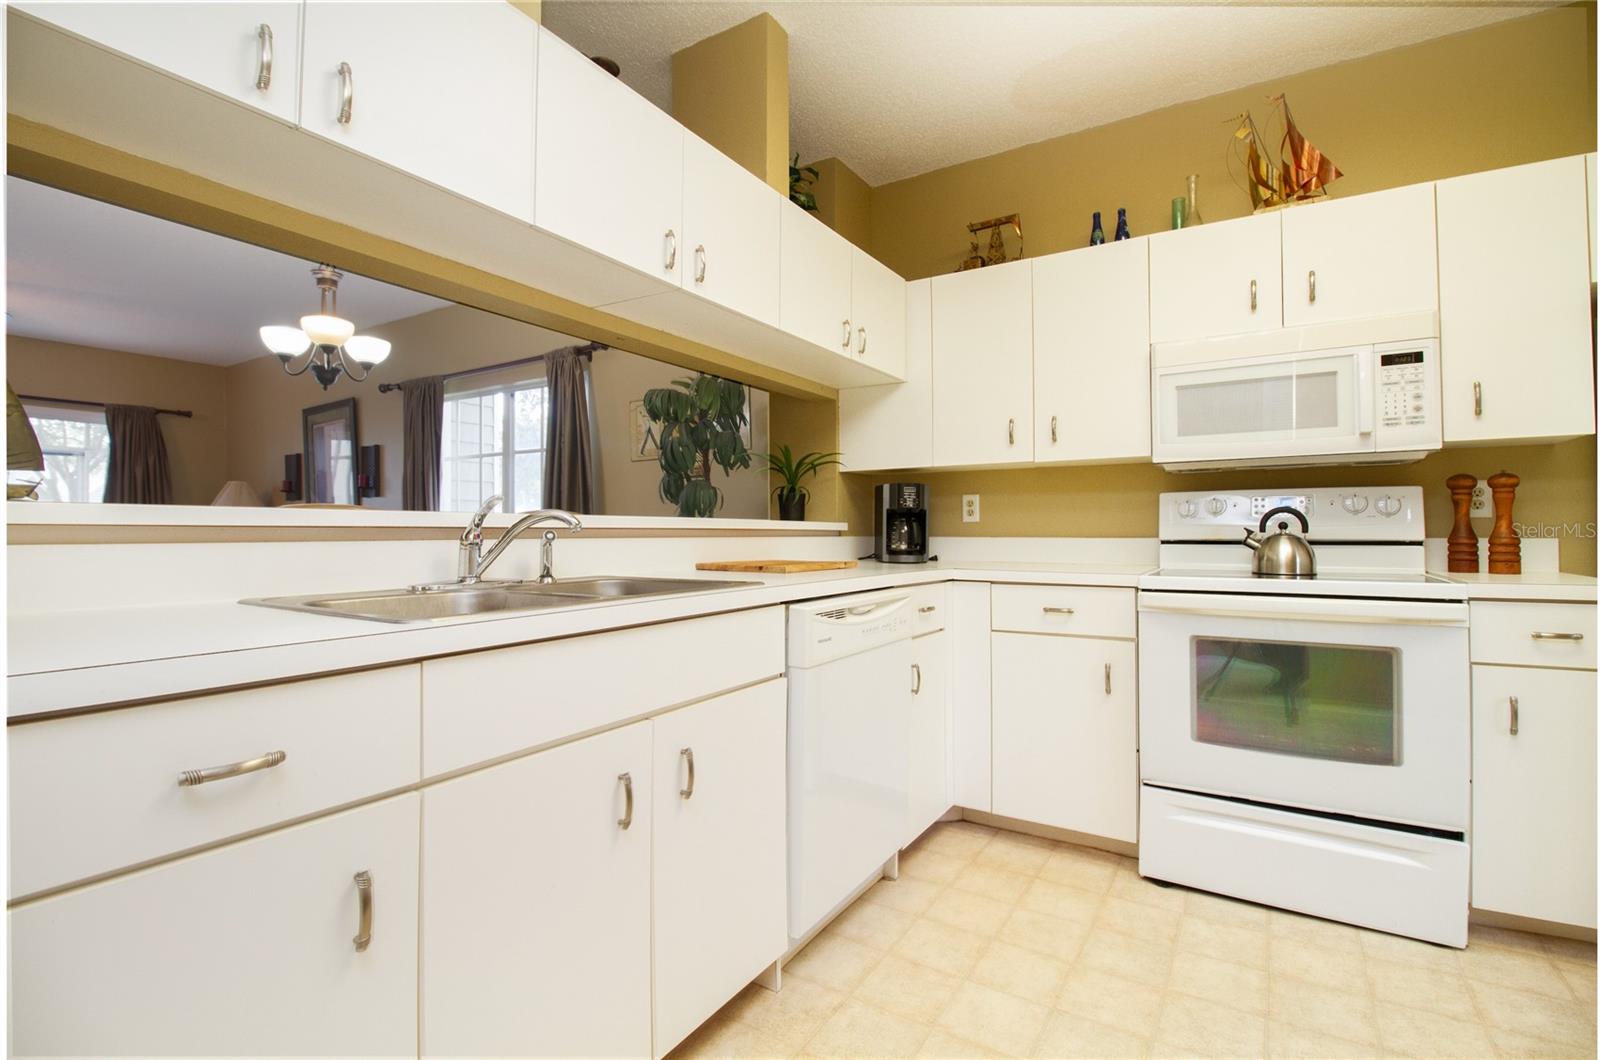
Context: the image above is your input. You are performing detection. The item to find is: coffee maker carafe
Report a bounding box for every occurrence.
[874,483,929,563]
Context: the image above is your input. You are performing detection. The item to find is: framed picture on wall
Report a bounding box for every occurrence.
[302,398,358,505]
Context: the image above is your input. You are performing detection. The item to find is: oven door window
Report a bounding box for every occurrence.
[1192,637,1399,766]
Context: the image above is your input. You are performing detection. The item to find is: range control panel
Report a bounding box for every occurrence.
[1160,486,1425,543]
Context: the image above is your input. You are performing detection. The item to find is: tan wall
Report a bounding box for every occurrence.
[7,335,229,505]
[868,6,1597,280]
[806,157,872,250]
[672,14,790,193]
[224,304,773,517]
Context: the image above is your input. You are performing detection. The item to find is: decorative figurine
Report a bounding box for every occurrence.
[1446,474,1479,573]
[1487,471,1522,574]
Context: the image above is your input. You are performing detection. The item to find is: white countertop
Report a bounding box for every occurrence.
[6,560,1154,719]
[1435,570,1598,603]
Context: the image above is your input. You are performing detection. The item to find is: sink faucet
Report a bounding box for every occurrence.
[457,495,584,585]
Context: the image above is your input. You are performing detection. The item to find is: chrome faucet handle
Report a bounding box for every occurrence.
[461,494,503,544]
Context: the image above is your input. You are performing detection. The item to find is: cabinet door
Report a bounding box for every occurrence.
[422,724,652,1058]
[907,629,952,846]
[652,681,787,1057]
[535,27,682,283]
[1471,665,1597,928]
[682,133,780,325]
[301,1,536,221]
[840,278,933,471]
[780,202,855,355]
[10,794,419,1057]
[14,2,301,123]
[931,259,1034,466]
[1282,182,1438,327]
[1032,238,1150,463]
[1149,212,1282,343]
[992,633,1137,842]
[852,248,909,378]
[951,583,993,811]
[1437,155,1595,443]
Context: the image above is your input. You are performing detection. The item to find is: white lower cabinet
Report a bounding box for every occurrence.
[10,794,420,1058]
[1471,664,1597,928]
[421,720,653,1059]
[907,628,952,846]
[991,631,1138,842]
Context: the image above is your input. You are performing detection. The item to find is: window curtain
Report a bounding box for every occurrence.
[399,376,444,511]
[542,347,597,513]
[102,404,172,504]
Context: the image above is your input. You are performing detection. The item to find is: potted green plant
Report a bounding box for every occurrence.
[642,373,751,518]
[756,445,841,521]
[790,154,819,213]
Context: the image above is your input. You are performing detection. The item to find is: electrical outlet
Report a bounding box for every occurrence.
[1471,482,1491,516]
[962,494,981,523]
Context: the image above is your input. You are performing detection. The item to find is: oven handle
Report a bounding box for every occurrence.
[1138,592,1467,627]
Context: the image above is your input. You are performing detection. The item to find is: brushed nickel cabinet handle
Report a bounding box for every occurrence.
[1104,663,1112,695]
[617,772,634,829]
[918,605,936,614]
[664,229,677,271]
[1509,695,1519,736]
[336,61,354,124]
[857,326,867,356]
[1249,278,1258,312]
[842,319,852,349]
[177,749,286,787]
[1473,381,1482,417]
[679,748,695,799]
[1308,269,1317,304]
[1050,416,1058,444]
[1008,418,1015,445]
[693,244,706,284]
[255,24,274,91]
[911,663,922,695]
[352,870,373,952]
[1531,631,1584,641]
[1042,606,1076,616]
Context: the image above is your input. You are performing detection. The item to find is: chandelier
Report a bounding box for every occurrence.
[259,264,391,389]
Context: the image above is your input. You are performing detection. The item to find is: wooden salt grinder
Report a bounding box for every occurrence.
[1446,474,1479,573]
[1487,470,1522,575]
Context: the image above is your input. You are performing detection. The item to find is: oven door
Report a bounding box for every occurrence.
[1138,591,1469,831]
[1152,346,1374,465]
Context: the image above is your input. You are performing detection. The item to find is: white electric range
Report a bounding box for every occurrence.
[1136,486,1472,947]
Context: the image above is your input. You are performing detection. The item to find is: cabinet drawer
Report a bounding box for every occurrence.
[9,666,421,900]
[911,584,949,636]
[1470,601,1596,669]
[991,584,1135,639]
[422,607,785,776]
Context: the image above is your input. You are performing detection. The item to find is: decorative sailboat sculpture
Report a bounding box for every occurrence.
[1230,94,1342,210]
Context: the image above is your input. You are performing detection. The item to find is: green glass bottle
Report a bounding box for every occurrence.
[1089,211,1105,246]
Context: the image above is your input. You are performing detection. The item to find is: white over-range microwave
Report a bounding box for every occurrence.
[1150,324,1442,471]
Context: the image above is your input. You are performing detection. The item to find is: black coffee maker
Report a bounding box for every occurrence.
[873,483,929,563]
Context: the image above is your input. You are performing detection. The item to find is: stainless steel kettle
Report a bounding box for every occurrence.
[1242,505,1316,578]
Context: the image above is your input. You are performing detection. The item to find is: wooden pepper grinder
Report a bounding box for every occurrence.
[1446,474,1479,573]
[1487,470,1522,574]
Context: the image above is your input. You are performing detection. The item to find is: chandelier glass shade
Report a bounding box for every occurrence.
[261,265,392,389]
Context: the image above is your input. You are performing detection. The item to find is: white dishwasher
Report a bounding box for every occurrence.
[787,588,915,942]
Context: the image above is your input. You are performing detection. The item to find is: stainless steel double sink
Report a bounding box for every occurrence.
[243,576,760,624]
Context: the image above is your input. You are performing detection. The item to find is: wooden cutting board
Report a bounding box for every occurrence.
[695,559,858,574]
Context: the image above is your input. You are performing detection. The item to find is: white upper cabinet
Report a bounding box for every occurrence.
[1032,238,1151,464]
[681,132,781,326]
[1149,212,1282,343]
[840,279,934,471]
[14,2,302,123]
[536,27,683,284]
[1281,182,1439,327]
[932,259,1034,466]
[851,249,909,378]
[301,2,536,222]
[1437,155,1595,444]
[780,202,856,356]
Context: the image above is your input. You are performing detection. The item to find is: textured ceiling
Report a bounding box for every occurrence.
[543,2,1547,186]
[6,178,450,366]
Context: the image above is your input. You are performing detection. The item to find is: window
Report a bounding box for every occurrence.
[440,380,549,513]
[24,405,111,503]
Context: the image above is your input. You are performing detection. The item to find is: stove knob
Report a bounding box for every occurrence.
[1177,500,1198,519]
[1205,497,1228,516]
[1375,495,1403,518]
[1341,494,1369,514]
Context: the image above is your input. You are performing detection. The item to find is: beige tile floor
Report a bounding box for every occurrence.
[671,821,1598,1059]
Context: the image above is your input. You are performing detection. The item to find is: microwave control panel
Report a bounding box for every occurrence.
[1373,339,1441,453]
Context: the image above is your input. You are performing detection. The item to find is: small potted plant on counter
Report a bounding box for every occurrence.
[757,445,841,521]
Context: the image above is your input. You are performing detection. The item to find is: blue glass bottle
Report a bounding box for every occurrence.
[1113,208,1130,241]
[1089,212,1105,246]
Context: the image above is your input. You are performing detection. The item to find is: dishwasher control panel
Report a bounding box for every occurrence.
[787,591,914,668]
